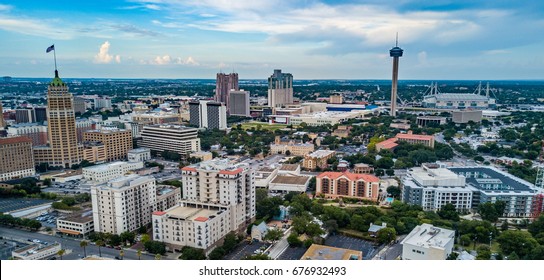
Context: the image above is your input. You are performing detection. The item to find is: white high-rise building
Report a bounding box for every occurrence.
[153,159,255,253]
[140,124,200,157]
[91,174,156,234]
[189,100,227,130]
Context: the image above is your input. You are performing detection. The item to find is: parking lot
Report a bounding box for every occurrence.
[43,180,89,195]
[0,239,28,260]
[223,241,267,260]
[277,246,307,260]
[324,234,379,260]
[0,198,52,213]
[35,211,60,228]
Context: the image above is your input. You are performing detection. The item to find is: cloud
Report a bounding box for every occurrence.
[483,49,510,55]
[94,41,121,64]
[176,56,199,66]
[153,55,171,65]
[111,24,161,37]
[417,51,428,66]
[0,16,73,39]
[0,4,12,11]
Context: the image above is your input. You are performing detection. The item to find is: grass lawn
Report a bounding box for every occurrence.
[240,122,288,131]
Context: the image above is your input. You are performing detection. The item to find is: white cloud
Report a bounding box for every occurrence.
[417,51,428,66]
[94,41,121,64]
[153,55,171,65]
[0,4,12,11]
[0,17,73,39]
[176,56,199,66]
[483,49,510,55]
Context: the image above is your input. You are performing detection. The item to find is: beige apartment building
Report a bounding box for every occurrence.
[0,136,36,181]
[153,159,255,253]
[91,174,156,234]
[34,71,82,168]
[302,150,336,170]
[316,171,380,200]
[83,128,133,161]
[270,136,314,156]
[82,142,107,163]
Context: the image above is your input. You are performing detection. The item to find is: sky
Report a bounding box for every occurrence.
[1,0,543,80]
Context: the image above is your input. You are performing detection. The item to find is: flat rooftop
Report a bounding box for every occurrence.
[271,175,310,186]
[279,164,299,171]
[449,166,536,192]
[128,148,151,153]
[301,244,362,260]
[164,206,218,222]
[59,210,93,224]
[402,223,455,249]
[83,161,127,172]
[308,150,335,158]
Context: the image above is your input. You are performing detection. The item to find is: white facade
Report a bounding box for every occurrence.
[12,243,62,260]
[128,148,151,162]
[57,216,94,236]
[401,224,455,260]
[91,174,156,234]
[141,124,200,157]
[154,159,255,252]
[402,165,474,211]
[83,161,144,183]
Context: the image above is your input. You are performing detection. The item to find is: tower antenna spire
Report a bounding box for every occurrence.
[396,32,398,47]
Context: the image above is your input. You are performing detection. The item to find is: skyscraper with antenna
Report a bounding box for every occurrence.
[389,34,403,117]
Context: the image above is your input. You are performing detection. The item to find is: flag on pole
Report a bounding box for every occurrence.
[46,45,55,53]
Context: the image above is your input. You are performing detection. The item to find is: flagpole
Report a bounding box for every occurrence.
[53,46,57,71]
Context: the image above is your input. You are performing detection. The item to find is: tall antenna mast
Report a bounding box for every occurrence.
[395,32,399,47]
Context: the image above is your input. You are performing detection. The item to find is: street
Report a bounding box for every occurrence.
[0,227,156,260]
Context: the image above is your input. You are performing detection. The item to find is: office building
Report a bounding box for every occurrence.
[15,108,36,124]
[83,128,133,161]
[229,90,250,117]
[128,148,151,162]
[449,166,539,217]
[91,174,156,234]
[56,211,94,237]
[12,243,62,260]
[401,224,455,260]
[332,125,352,138]
[83,161,144,183]
[82,142,107,163]
[94,97,112,110]
[132,112,181,125]
[141,124,200,157]
[7,123,48,146]
[270,136,315,156]
[189,100,227,130]
[0,101,5,128]
[329,95,343,104]
[416,116,447,127]
[303,150,335,170]
[76,118,95,142]
[301,244,362,260]
[73,97,87,115]
[0,136,35,181]
[316,171,380,200]
[401,164,473,211]
[153,159,255,253]
[452,110,483,124]
[376,131,435,152]
[33,70,82,169]
[34,107,47,123]
[215,72,239,113]
[268,69,293,108]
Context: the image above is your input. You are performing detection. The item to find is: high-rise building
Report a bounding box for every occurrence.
[7,123,48,146]
[153,159,255,252]
[94,97,112,110]
[15,108,36,124]
[83,128,133,162]
[389,37,403,117]
[0,101,5,128]
[0,136,35,181]
[34,107,47,123]
[91,174,156,234]
[215,73,239,114]
[189,100,227,130]
[141,124,200,157]
[33,70,82,168]
[267,69,293,108]
[229,90,250,117]
[73,97,86,115]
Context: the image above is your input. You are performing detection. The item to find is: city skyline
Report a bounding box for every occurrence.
[1,1,544,79]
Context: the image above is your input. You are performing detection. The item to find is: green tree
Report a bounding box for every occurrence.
[180,246,206,260]
[437,203,460,221]
[243,253,271,260]
[376,157,394,169]
[222,232,238,253]
[386,186,401,199]
[96,240,104,257]
[528,215,544,237]
[287,233,303,247]
[497,230,538,258]
[376,227,397,244]
[57,249,65,260]
[478,202,499,223]
[209,247,226,260]
[144,241,167,255]
[476,245,491,260]
[43,178,52,186]
[80,240,88,258]
[264,228,283,242]
[140,234,150,244]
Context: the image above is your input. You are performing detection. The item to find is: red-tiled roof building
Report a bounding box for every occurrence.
[316,171,380,200]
